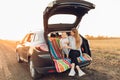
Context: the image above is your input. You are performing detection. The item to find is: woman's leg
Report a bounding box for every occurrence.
[68,50,78,76]
[70,57,85,77]
[68,63,76,76]
[76,65,85,77]
[69,50,85,76]
[69,50,80,66]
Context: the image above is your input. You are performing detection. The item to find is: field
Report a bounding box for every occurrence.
[87,38,120,80]
[0,38,120,80]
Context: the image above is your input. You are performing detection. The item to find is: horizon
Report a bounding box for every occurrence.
[0,34,120,41]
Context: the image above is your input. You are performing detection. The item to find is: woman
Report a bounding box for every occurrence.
[65,28,85,77]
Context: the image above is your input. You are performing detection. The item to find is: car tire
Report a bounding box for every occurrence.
[16,52,23,63]
[29,59,41,80]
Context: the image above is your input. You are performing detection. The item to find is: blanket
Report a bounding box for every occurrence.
[48,38,71,72]
[53,59,71,73]
[48,38,92,73]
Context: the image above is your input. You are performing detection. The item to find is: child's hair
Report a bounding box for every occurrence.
[61,32,68,38]
[50,33,56,37]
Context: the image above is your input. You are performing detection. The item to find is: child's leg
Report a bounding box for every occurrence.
[62,50,65,58]
[64,48,69,58]
[62,53,65,58]
[66,54,69,58]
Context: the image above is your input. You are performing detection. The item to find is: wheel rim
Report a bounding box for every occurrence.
[30,60,35,77]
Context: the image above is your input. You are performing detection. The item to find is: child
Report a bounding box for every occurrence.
[60,32,69,58]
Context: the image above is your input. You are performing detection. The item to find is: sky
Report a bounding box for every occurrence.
[0,0,120,40]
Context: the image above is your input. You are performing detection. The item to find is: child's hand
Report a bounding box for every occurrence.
[64,46,71,49]
[63,46,67,48]
[64,41,69,44]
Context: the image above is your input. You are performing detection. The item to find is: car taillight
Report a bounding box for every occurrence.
[48,70,55,73]
[35,46,42,51]
[35,44,48,52]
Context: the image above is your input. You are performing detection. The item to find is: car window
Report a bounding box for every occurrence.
[21,34,29,43]
[34,32,45,43]
[48,14,76,24]
[28,34,34,42]
[34,33,39,41]
[22,33,34,43]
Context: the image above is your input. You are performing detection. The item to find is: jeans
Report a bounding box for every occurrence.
[69,49,80,66]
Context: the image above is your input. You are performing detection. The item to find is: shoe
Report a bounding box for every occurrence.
[68,69,76,76]
[78,70,86,77]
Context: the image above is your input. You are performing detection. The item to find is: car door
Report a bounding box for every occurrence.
[20,33,34,61]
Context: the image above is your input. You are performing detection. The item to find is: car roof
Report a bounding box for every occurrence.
[28,30,44,34]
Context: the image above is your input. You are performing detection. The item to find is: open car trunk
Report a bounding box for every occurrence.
[47,35,92,72]
[43,0,95,72]
[44,0,95,34]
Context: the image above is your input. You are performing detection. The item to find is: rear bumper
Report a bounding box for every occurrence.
[35,61,91,74]
[35,66,56,74]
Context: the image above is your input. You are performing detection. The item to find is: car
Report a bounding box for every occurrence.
[16,0,95,80]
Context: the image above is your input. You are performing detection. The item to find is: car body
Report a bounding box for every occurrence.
[16,31,56,79]
[16,0,95,80]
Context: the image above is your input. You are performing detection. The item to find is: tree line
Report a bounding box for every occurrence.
[85,35,119,40]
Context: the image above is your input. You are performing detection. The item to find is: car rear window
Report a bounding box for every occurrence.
[48,14,76,24]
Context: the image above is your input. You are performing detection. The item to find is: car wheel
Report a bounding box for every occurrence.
[16,52,23,63]
[29,59,41,80]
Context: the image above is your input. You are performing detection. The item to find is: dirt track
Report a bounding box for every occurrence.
[0,40,120,80]
[0,40,33,80]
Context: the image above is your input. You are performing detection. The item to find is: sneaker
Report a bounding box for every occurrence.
[78,70,86,77]
[68,69,76,76]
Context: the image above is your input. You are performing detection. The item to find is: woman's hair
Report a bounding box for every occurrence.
[71,28,81,49]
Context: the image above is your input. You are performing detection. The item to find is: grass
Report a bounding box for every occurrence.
[86,38,120,80]
[89,38,120,53]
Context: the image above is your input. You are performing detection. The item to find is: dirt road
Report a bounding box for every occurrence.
[0,40,33,80]
[0,40,120,80]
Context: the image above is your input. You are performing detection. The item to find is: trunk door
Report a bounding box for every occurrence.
[43,0,95,34]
